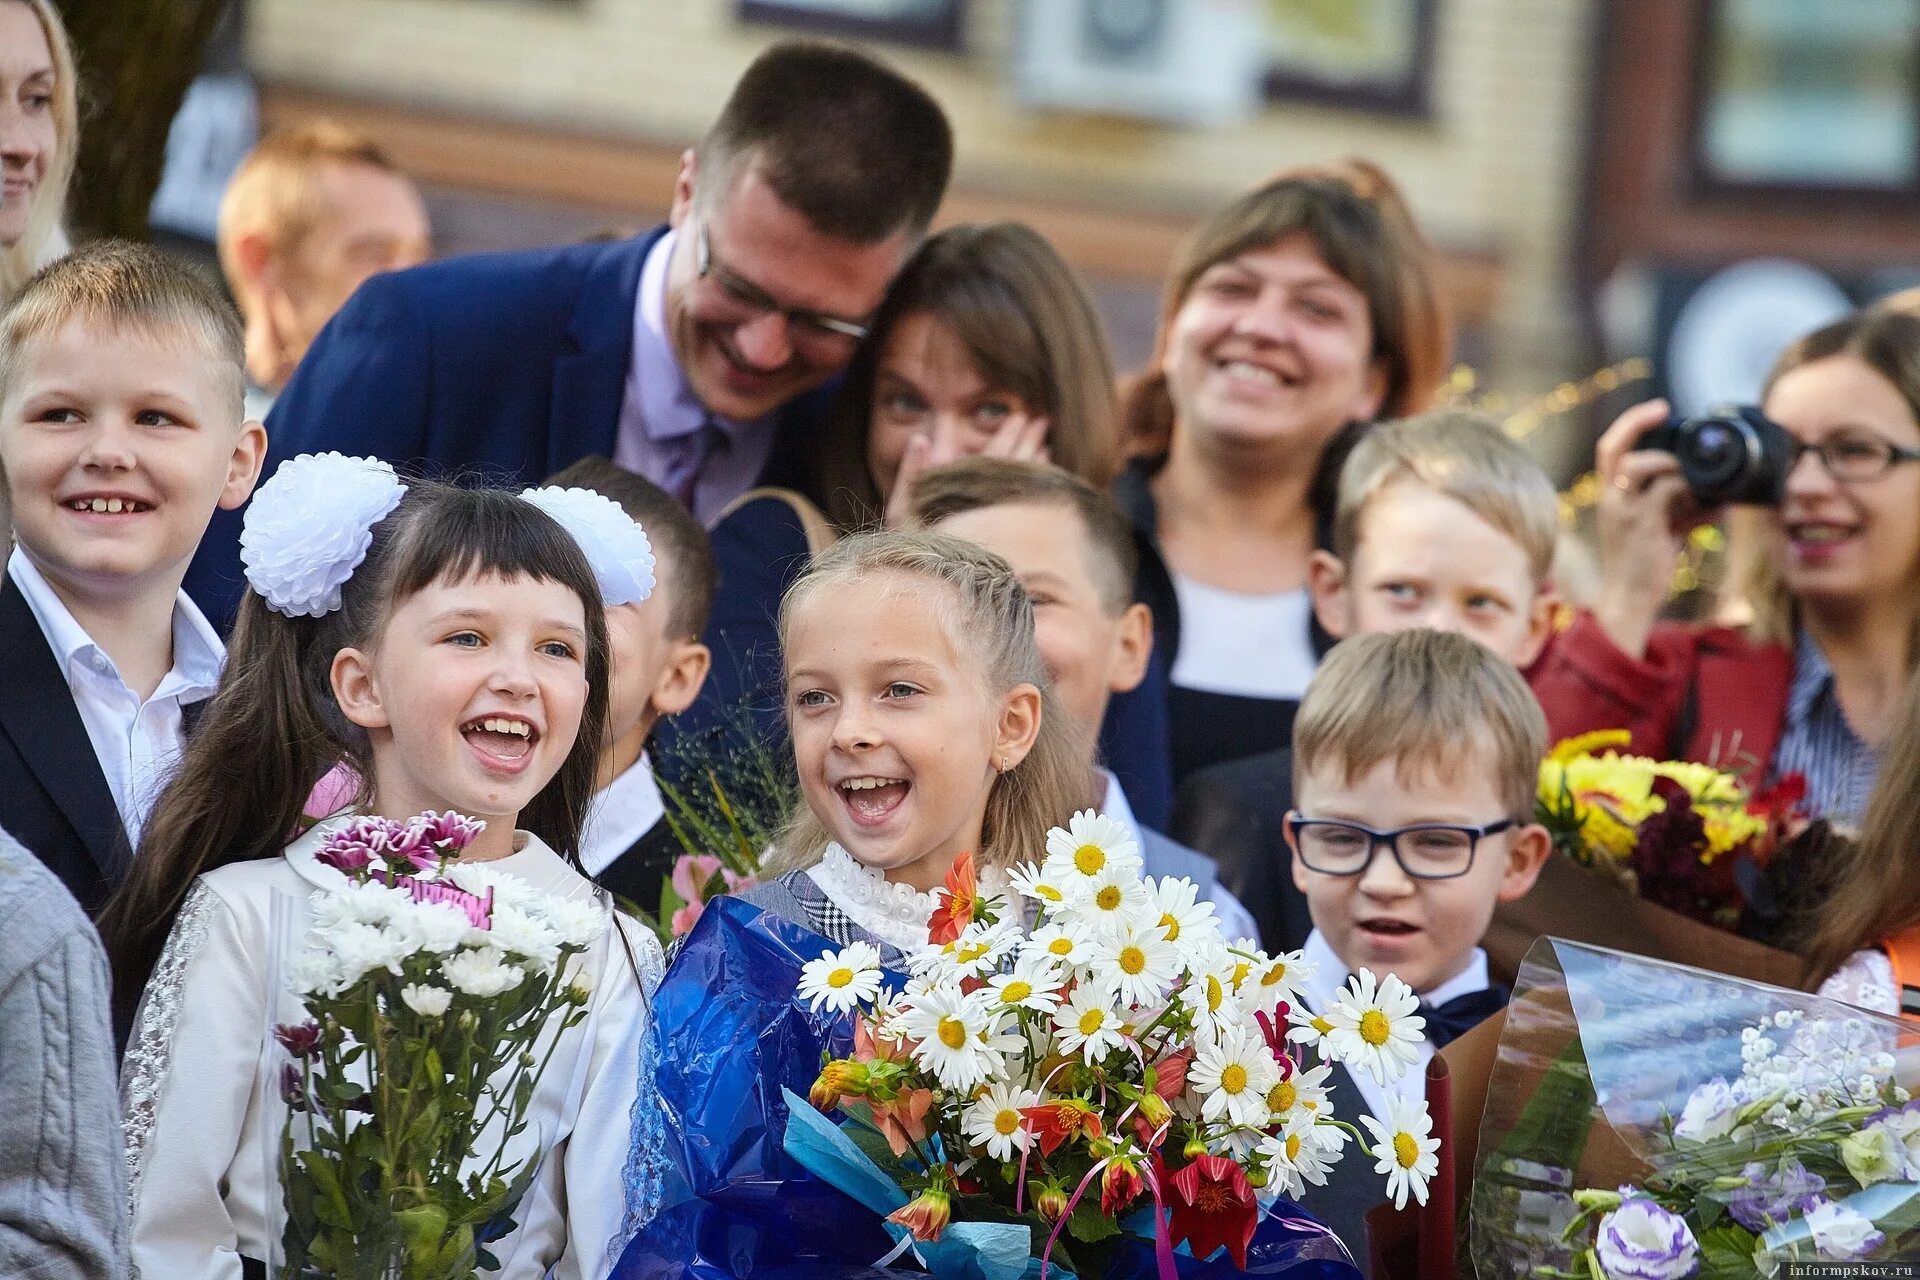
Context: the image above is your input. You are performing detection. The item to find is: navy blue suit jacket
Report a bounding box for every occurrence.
[184,225,827,626]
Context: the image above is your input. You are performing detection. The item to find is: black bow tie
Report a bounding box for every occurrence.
[1416,985,1509,1050]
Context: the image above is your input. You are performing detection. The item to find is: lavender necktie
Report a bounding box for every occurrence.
[662,420,727,511]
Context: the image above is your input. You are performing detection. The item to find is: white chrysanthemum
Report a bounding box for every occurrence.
[400,983,452,1017]
[311,879,405,930]
[1023,919,1095,970]
[442,860,541,913]
[895,985,1003,1091]
[326,920,414,989]
[1360,1095,1440,1209]
[987,954,1066,1015]
[1188,1022,1282,1128]
[487,902,563,969]
[1241,949,1316,1017]
[519,485,657,606]
[1145,877,1221,955]
[798,942,886,1015]
[441,947,526,997]
[543,897,607,948]
[1041,811,1142,889]
[1008,862,1068,910]
[1177,963,1246,1045]
[1052,983,1127,1063]
[384,896,478,956]
[1064,868,1154,939]
[241,452,406,617]
[961,1081,1042,1161]
[1091,921,1182,1009]
[288,948,344,998]
[1322,970,1425,1087]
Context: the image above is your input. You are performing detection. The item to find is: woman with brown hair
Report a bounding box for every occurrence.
[1116,160,1451,782]
[0,0,77,305]
[1532,308,1920,823]
[671,221,1125,785]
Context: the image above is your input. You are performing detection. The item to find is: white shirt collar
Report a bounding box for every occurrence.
[580,753,666,877]
[8,547,224,696]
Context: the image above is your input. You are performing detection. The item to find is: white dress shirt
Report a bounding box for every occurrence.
[580,753,667,877]
[1298,928,1490,1125]
[10,549,223,850]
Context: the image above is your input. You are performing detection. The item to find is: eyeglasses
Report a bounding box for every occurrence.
[1790,431,1920,483]
[1285,815,1518,881]
[695,221,871,348]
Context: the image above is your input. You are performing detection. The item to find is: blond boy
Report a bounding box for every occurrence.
[0,241,265,911]
[1281,628,1550,1257]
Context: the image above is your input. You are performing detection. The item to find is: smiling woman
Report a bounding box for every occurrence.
[1114,160,1451,784]
[0,0,77,307]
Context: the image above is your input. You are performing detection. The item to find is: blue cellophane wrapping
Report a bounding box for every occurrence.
[613,896,1359,1280]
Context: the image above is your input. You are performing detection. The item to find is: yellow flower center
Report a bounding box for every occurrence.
[1359,1010,1391,1047]
[1261,962,1287,988]
[827,967,855,989]
[1285,1133,1301,1161]
[1394,1132,1420,1169]
[995,1110,1021,1136]
[1220,1063,1248,1094]
[1095,885,1122,911]
[1231,961,1252,988]
[1268,1080,1297,1113]
[1074,843,1106,874]
[1003,980,1033,1003]
[1036,883,1063,902]
[1205,975,1224,1012]
[938,1017,968,1050]
[1078,1008,1107,1035]
[1119,946,1147,976]
[958,941,989,963]
[1311,1016,1333,1035]
[1048,937,1075,957]
[1159,912,1181,941]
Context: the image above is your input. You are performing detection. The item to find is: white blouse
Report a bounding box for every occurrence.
[1818,948,1899,1016]
[122,818,664,1280]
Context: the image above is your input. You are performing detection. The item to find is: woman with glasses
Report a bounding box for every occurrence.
[1533,308,1920,822]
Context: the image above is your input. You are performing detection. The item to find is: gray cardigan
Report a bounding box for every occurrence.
[0,828,128,1280]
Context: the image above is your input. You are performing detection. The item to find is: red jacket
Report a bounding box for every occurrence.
[1527,610,1794,787]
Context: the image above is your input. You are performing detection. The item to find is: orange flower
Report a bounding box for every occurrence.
[887,1183,953,1242]
[1033,1179,1071,1223]
[928,850,979,944]
[1020,1098,1104,1158]
[809,1059,869,1111]
[871,1087,934,1157]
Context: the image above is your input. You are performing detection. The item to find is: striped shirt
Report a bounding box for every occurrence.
[1770,633,1882,823]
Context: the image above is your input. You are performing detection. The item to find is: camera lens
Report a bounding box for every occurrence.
[1681,419,1751,490]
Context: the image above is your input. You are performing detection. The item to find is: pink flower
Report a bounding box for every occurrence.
[671,855,725,905]
[670,899,707,936]
[420,810,484,855]
[315,833,376,875]
[303,762,361,821]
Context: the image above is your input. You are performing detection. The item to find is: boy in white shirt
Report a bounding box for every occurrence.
[1283,627,1551,1262]
[0,241,265,911]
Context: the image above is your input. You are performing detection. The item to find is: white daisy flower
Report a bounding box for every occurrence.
[1024,919,1096,970]
[1066,868,1154,940]
[1042,810,1143,890]
[987,954,1066,1016]
[961,1081,1042,1161]
[1145,876,1221,954]
[1285,1003,1338,1053]
[1008,862,1068,910]
[895,985,1004,1091]
[910,918,1017,981]
[1052,982,1128,1063]
[798,941,886,1015]
[1188,1022,1281,1128]
[1360,1095,1440,1209]
[1258,1115,1339,1198]
[1241,948,1316,1017]
[1267,1061,1334,1128]
[1092,921,1182,1008]
[1177,964,1246,1044]
[1322,970,1425,1087]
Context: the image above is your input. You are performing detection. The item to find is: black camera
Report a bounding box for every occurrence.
[1633,405,1795,506]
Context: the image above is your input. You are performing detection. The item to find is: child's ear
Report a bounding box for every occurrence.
[1307,550,1352,639]
[1283,812,1313,894]
[229,229,276,293]
[330,647,391,731]
[1514,584,1557,669]
[1106,602,1154,696]
[669,149,698,229]
[1496,822,1553,903]
[220,420,270,511]
[993,681,1044,773]
[649,639,712,718]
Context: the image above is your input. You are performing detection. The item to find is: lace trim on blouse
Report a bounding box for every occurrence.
[1817,948,1898,1016]
[611,919,670,1272]
[119,880,217,1222]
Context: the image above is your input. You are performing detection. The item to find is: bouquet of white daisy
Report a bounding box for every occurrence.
[791,811,1439,1278]
[274,813,605,1280]
[1470,939,1920,1280]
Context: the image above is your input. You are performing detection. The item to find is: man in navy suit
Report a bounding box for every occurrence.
[186,40,953,624]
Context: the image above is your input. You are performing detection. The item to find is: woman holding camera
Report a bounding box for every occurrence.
[1532,308,1920,822]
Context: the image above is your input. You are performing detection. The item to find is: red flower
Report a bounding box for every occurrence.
[1165,1153,1259,1270]
[1101,1155,1145,1216]
[1020,1099,1104,1158]
[1153,1048,1192,1100]
[928,851,979,944]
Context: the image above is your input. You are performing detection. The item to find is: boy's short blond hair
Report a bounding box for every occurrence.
[1293,628,1547,818]
[0,241,246,422]
[216,120,401,274]
[1332,409,1559,583]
